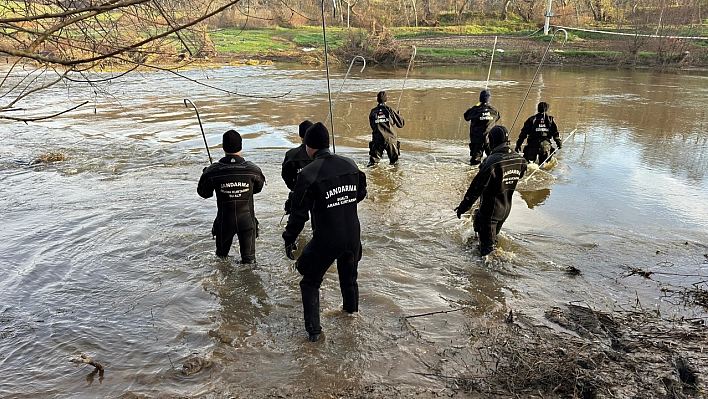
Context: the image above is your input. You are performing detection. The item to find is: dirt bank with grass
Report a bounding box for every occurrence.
[398,34,708,70]
[207,31,708,71]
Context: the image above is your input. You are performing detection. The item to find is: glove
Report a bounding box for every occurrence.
[556,142,562,150]
[285,242,298,260]
[454,200,472,219]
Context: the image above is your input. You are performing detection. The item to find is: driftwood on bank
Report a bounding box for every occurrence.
[70,354,105,375]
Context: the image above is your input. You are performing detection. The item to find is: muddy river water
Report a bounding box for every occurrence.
[0,62,707,397]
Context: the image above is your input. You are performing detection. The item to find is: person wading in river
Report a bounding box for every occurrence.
[515,101,562,165]
[464,89,501,165]
[282,122,367,342]
[455,126,527,256]
[368,91,404,167]
[198,130,265,263]
[281,120,314,215]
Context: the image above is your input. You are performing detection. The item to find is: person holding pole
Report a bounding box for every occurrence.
[455,126,527,256]
[198,130,265,263]
[367,91,404,167]
[281,120,314,214]
[283,122,367,342]
[515,101,562,165]
[464,89,501,166]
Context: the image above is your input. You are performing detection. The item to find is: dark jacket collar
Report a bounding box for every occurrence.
[313,148,332,159]
[219,154,245,164]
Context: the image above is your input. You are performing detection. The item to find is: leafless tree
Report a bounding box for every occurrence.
[0,0,243,122]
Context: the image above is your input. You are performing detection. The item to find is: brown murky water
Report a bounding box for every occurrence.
[0,62,706,397]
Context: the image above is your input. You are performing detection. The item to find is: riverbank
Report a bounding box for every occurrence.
[202,30,708,71]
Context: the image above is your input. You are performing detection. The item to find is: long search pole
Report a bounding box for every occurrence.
[525,128,577,180]
[324,55,366,126]
[396,46,417,111]
[321,0,337,152]
[485,36,498,90]
[183,99,213,164]
[508,29,568,134]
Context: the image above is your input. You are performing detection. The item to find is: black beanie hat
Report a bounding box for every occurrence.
[538,101,549,113]
[377,91,387,103]
[222,129,242,153]
[304,122,330,150]
[488,125,509,149]
[298,120,313,138]
[479,90,491,103]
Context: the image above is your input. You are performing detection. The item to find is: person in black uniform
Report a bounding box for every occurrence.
[515,101,561,165]
[455,126,527,256]
[368,91,404,167]
[198,130,265,263]
[281,120,314,214]
[464,89,501,165]
[282,122,367,342]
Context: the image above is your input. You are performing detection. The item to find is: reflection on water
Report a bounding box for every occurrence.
[0,63,706,397]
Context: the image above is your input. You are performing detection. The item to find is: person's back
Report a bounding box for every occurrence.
[368,90,404,166]
[282,120,314,214]
[292,152,364,252]
[455,126,526,256]
[475,140,527,222]
[516,101,561,164]
[198,130,265,261]
[464,89,500,165]
[282,120,314,191]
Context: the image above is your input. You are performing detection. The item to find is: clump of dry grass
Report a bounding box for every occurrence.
[33,152,66,164]
[425,304,707,398]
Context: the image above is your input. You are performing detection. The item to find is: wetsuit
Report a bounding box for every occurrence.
[198,155,265,261]
[283,149,367,335]
[368,103,404,166]
[516,112,561,165]
[457,144,527,256]
[281,144,313,213]
[464,102,501,165]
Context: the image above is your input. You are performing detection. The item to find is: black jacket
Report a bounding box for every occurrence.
[464,102,501,143]
[517,113,561,148]
[369,103,404,144]
[197,155,265,231]
[281,144,312,191]
[460,144,527,221]
[283,149,367,252]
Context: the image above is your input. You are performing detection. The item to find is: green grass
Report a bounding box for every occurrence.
[210,27,350,53]
[210,28,294,53]
[390,24,528,39]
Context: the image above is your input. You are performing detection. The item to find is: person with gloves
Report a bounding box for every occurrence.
[455,126,527,256]
[464,89,501,165]
[281,120,314,214]
[368,90,404,167]
[282,122,367,343]
[198,130,265,263]
[515,101,561,165]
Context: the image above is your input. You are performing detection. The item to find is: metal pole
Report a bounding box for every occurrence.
[396,46,417,111]
[324,55,366,125]
[322,0,337,153]
[485,36,498,90]
[544,0,554,35]
[183,99,213,164]
[509,29,567,134]
[525,128,577,180]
